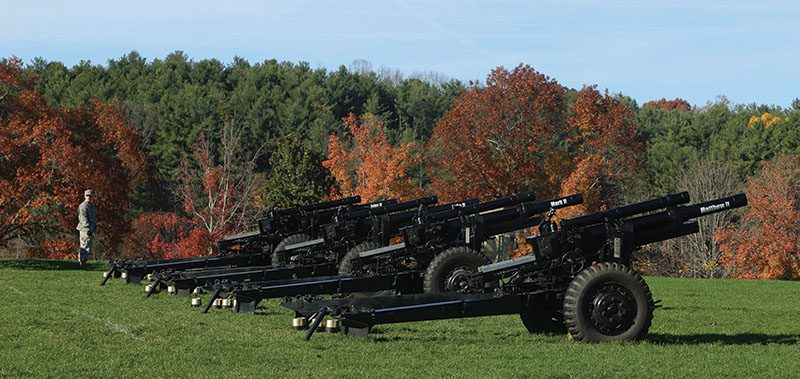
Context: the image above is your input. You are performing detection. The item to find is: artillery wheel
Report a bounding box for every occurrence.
[338,242,382,276]
[272,234,311,266]
[520,308,566,335]
[563,262,654,343]
[338,242,395,298]
[423,246,490,293]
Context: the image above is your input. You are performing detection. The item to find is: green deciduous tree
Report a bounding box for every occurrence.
[258,134,332,208]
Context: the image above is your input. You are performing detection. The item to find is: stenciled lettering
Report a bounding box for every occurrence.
[700,201,730,214]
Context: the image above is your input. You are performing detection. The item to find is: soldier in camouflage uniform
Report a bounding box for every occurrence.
[76,189,96,268]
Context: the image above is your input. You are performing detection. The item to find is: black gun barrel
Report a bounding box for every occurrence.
[305,199,398,218]
[478,194,584,224]
[561,192,691,229]
[384,198,480,225]
[264,196,363,219]
[346,196,438,220]
[301,199,398,225]
[624,193,747,232]
[429,198,480,213]
[381,196,438,214]
[430,192,537,222]
[257,197,385,234]
[298,196,361,212]
[354,199,399,211]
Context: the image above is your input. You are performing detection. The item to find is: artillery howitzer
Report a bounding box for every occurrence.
[284,192,747,343]
[216,196,363,256]
[270,195,440,267]
[221,192,578,314]
[149,197,477,299]
[99,196,382,285]
[196,196,483,309]
[143,196,440,298]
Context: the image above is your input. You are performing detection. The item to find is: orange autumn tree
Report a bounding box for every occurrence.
[428,64,569,201]
[324,113,422,202]
[559,86,643,218]
[717,156,800,279]
[0,57,148,258]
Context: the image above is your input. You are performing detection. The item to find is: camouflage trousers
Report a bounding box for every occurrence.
[78,231,93,261]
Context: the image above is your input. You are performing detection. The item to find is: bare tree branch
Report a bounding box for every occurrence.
[658,157,743,278]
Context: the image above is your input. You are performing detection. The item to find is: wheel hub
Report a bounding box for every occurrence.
[444,268,473,292]
[589,283,636,335]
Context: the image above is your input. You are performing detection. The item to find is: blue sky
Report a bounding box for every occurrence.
[3,0,798,107]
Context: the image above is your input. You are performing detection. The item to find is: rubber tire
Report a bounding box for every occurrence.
[338,241,382,276]
[422,246,490,293]
[520,308,566,335]
[272,234,311,266]
[563,262,654,343]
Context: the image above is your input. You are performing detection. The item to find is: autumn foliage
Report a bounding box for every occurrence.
[120,212,188,259]
[0,58,148,258]
[172,122,263,256]
[324,113,422,202]
[427,65,642,220]
[718,156,800,279]
[641,98,691,112]
[427,64,568,201]
[747,112,781,129]
[426,68,643,258]
[559,86,643,218]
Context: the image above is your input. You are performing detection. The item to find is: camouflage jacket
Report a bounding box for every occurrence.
[76,200,96,233]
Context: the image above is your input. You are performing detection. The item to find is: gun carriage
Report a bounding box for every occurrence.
[283,193,747,343]
[152,197,478,298]
[220,193,580,314]
[100,196,377,285]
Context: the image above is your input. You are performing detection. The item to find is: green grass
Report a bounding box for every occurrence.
[1,259,799,378]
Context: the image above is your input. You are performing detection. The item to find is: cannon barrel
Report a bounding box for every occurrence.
[379,196,438,214]
[429,192,537,222]
[303,199,398,222]
[429,198,481,214]
[298,196,361,212]
[384,198,480,225]
[343,196,438,220]
[257,197,387,234]
[477,194,584,224]
[263,196,363,219]
[624,193,747,232]
[560,192,690,229]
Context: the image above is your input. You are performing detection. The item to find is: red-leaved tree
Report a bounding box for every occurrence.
[718,156,800,279]
[323,113,422,202]
[173,120,263,256]
[559,86,643,218]
[0,57,148,258]
[427,64,568,201]
[120,212,192,260]
[641,98,691,112]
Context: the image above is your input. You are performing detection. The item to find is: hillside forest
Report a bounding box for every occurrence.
[1,52,799,280]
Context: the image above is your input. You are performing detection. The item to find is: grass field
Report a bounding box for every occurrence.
[0,259,798,378]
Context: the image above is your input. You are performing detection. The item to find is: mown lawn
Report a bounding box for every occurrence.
[0,259,798,378]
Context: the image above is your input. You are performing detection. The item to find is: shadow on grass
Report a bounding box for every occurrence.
[0,258,105,271]
[647,333,800,345]
[368,327,532,343]
[367,331,800,345]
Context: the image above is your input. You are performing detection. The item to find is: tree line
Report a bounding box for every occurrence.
[1,52,799,280]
